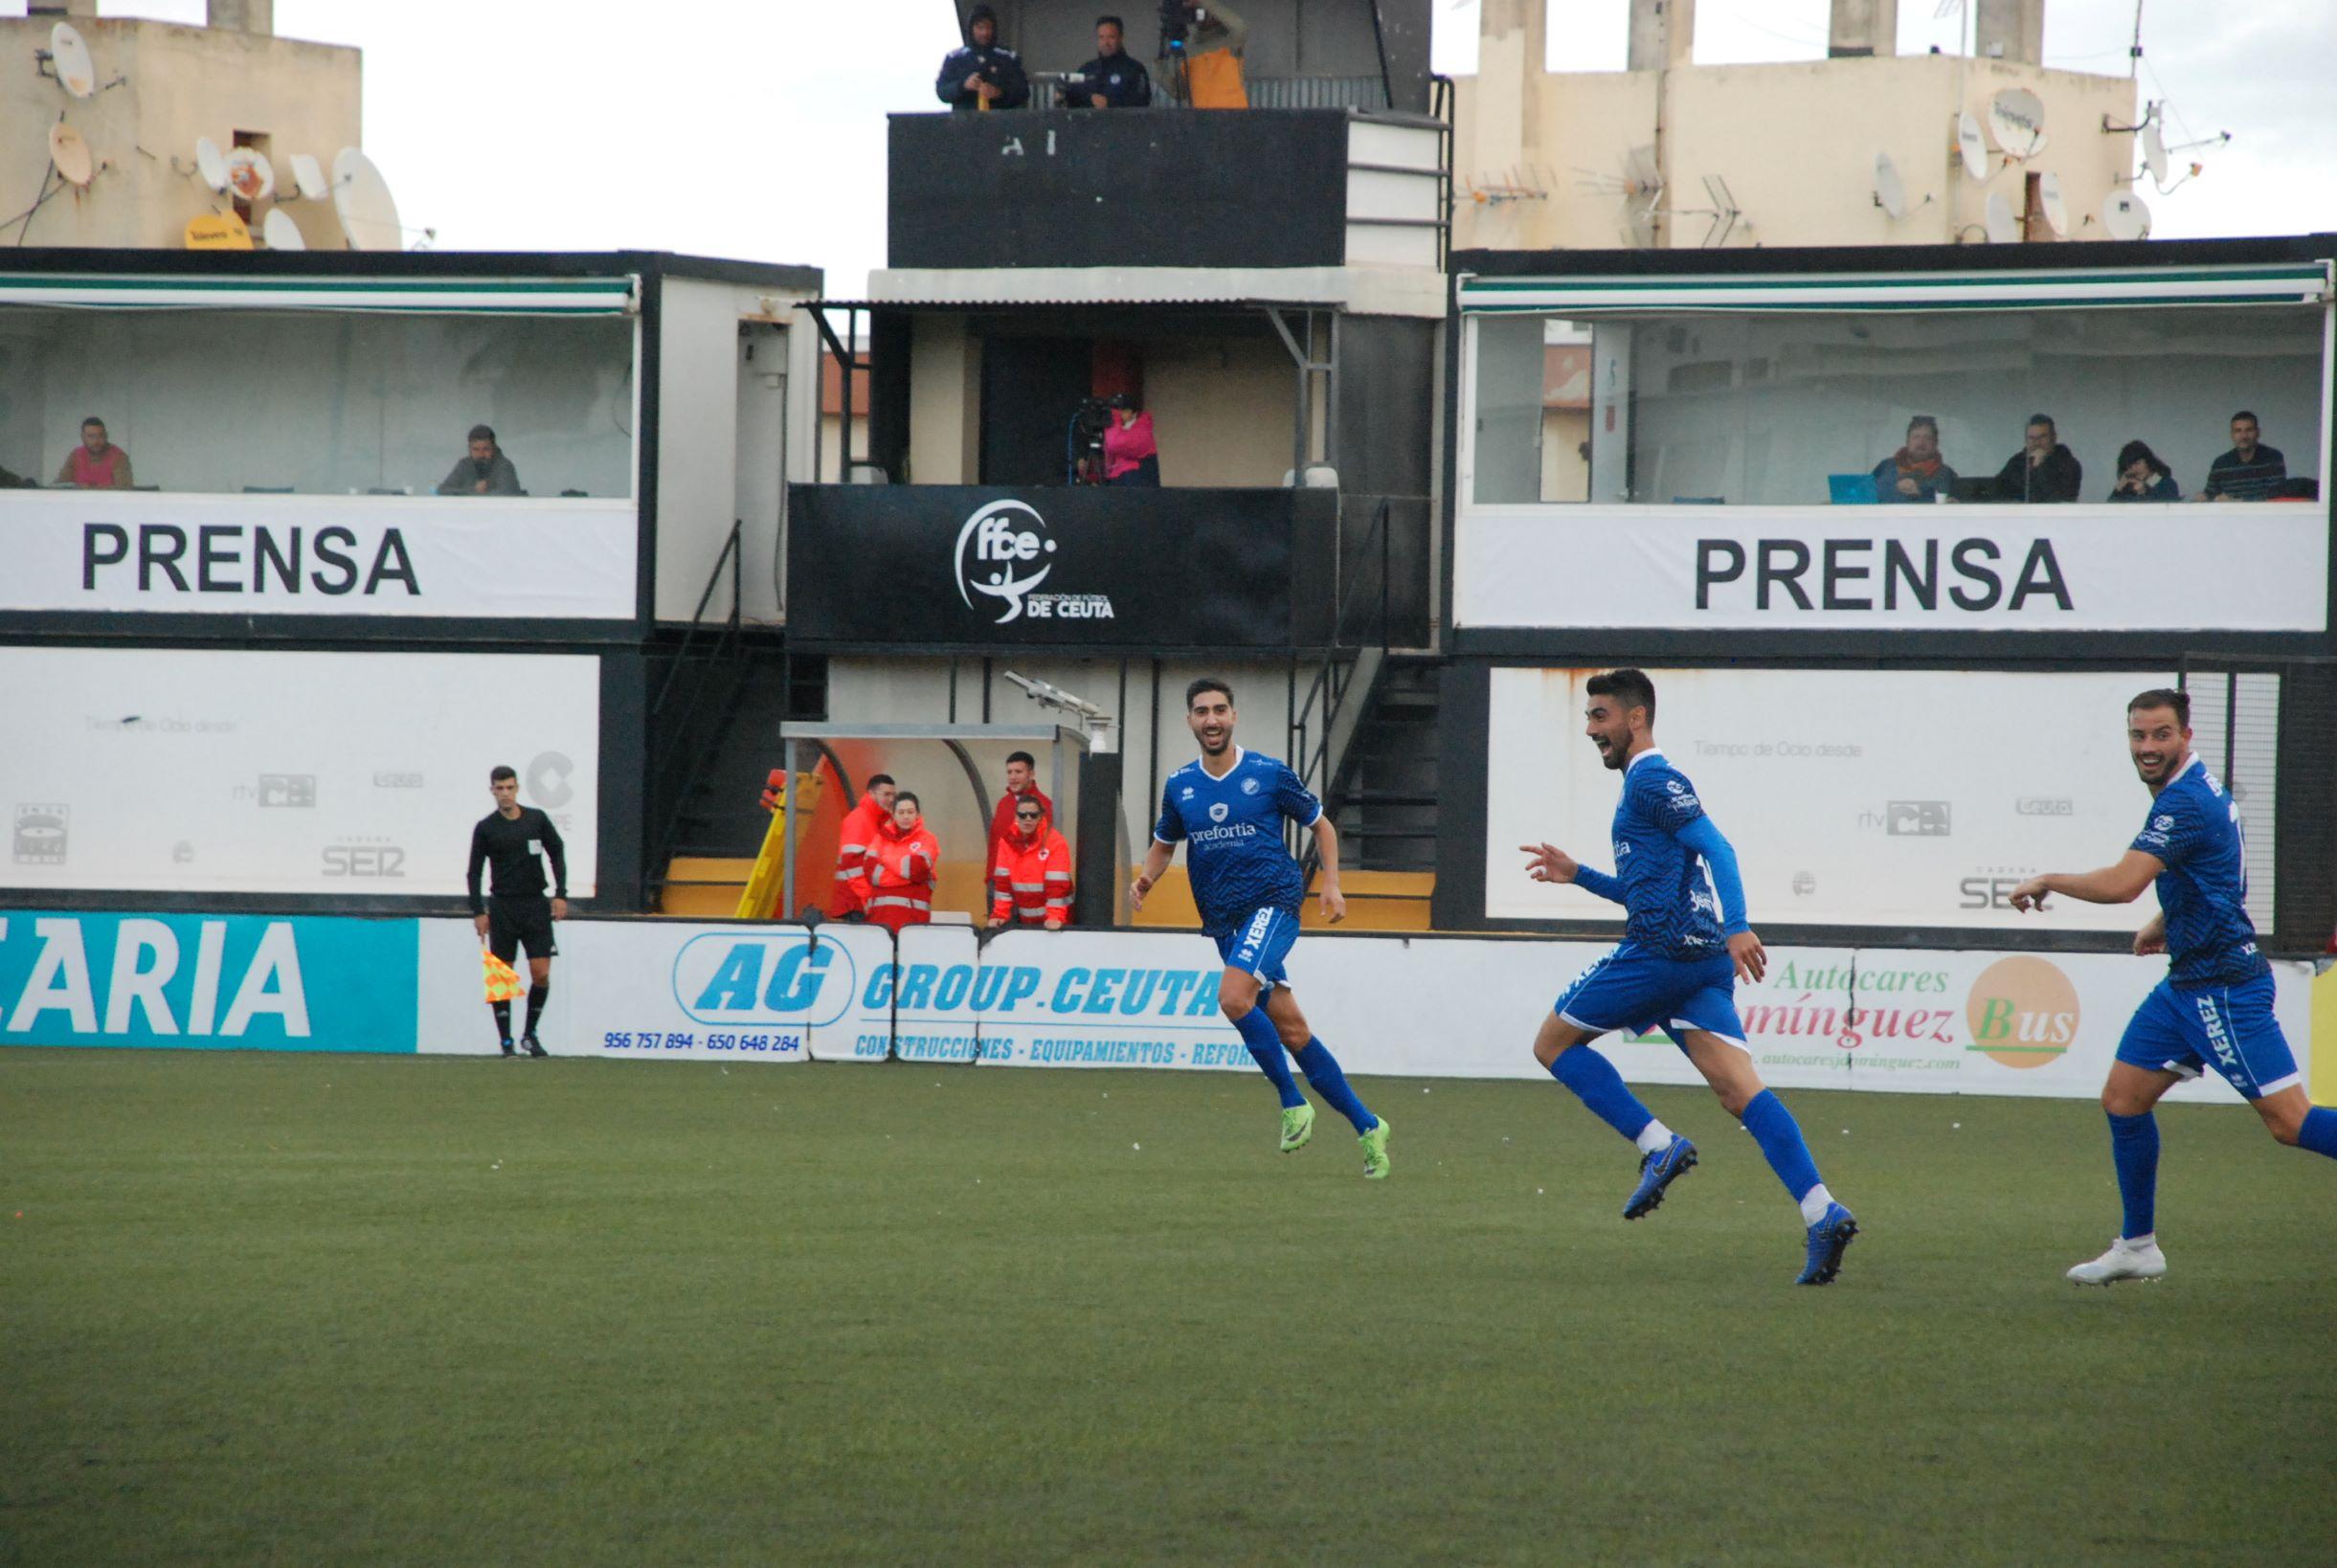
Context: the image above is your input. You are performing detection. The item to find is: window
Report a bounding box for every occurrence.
[1468,303,2325,506]
[0,307,636,498]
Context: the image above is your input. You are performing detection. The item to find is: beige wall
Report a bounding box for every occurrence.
[1140,334,1301,486]
[1453,52,2137,252]
[908,315,981,484]
[3,18,361,250]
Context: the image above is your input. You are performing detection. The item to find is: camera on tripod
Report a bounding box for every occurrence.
[1066,393,1130,485]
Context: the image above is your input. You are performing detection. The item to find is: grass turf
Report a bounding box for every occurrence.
[4,1049,2332,1565]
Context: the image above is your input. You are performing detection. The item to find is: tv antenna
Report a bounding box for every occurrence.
[1983,190,2019,244]
[2103,102,2225,194]
[1002,671,1115,753]
[1680,175,1743,248]
[38,21,96,98]
[330,146,405,251]
[185,135,229,193]
[48,123,95,189]
[225,146,275,203]
[1987,88,2047,161]
[261,208,306,251]
[286,151,329,202]
[1570,145,1665,249]
[1465,165,1552,209]
[2035,171,2069,238]
[1873,151,1910,219]
[1954,111,1990,181]
[2100,190,2151,241]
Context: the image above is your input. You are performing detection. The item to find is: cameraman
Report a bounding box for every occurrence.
[1159,0,1248,108]
[937,5,1029,112]
[1061,15,1152,108]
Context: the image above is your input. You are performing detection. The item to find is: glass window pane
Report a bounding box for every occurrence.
[0,308,635,498]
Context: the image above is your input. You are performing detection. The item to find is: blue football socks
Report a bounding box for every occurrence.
[1547,1045,1655,1144]
[1231,1006,1305,1109]
[2296,1107,2337,1161]
[1294,1039,1378,1133]
[1740,1089,1824,1206]
[2107,1109,2160,1241]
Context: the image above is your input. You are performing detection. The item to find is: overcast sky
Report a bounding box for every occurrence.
[27,1,2337,292]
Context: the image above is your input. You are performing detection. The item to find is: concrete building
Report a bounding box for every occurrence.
[5,1,362,251]
[1453,0,2138,253]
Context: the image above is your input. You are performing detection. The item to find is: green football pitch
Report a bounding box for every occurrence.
[5,1049,2331,1565]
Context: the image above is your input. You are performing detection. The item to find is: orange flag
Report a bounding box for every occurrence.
[482,948,525,1003]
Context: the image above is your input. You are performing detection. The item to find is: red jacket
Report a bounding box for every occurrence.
[987,785,1054,860]
[865,816,940,934]
[990,824,1073,927]
[827,795,890,918]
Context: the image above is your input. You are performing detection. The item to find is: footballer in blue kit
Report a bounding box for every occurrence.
[1521,669,1857,1285]
[2011,687,2337,1286]
[1131,679,1390,1177]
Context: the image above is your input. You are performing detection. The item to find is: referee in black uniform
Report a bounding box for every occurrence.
[467,765,568,1056]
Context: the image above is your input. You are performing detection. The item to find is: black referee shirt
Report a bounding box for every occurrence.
[467,807,568,914]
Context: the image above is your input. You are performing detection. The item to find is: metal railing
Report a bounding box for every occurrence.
[2178,652,2337,956]
[1288,497,1393,865]
[645,521,746,900]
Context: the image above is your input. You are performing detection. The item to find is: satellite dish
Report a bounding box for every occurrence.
[2037,171,2069,237]
[184,211,254,251]
[2142,119,2169,188]
[288,151,328,202]
[50,21,97,98]
[331,146,403,251]
[2102,190,2151,241]
[262,208,305,251]
[1956,111,1989,181]
[193,136,229,192]
[1984,190,2019,244]
[1873,151,1908,219]
[48,123,95,189]
[1987,88,2047,160]
[225,147,275,203]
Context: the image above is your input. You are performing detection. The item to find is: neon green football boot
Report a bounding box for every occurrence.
[1279,1102,1316,1154]
[1360,1116,1391,1179]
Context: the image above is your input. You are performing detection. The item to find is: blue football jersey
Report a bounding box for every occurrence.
[2129,756,2267,990]
[1154,748,1320,936]
[1610,750,1725,958]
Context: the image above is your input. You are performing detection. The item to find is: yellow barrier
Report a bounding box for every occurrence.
[734,773,822,921]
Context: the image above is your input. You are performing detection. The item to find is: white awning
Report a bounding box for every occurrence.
[1457,262,2333,315]
[868,264,1448,319]
[0,274,640,315]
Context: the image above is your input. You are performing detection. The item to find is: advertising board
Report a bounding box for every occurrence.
[1484,666,2174,931]
[0,647,599,897]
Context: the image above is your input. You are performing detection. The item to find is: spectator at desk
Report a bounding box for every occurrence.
[56,416,133,489]
[2109,440,2182,503]
[1061,15,1151,107]
[1101,394,1159,486]
[1871,414,1955,504]
[937,5,1029,112]
[436,425,524,497]
[1988,414,2082,503]
[2200,411,2286,501]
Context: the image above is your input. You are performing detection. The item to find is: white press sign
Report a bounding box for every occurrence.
[0,491,638,619]
[1456,504,2328,632]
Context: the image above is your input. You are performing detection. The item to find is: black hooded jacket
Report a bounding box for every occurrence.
[1989,442,2083,503]
[937,6,1029,111]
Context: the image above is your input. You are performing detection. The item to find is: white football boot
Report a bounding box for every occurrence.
[2067,1236,2168,1287]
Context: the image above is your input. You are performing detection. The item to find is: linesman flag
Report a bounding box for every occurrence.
[482,947,525,1003]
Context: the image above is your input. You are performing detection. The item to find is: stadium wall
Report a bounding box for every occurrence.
[3,911,2320,1106]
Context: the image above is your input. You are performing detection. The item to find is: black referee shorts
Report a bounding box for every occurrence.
[487,895,558,964]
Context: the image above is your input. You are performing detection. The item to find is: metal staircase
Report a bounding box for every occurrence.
[1328,658,1442,874]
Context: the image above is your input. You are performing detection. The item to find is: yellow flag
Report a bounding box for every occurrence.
[482,948,525,1002]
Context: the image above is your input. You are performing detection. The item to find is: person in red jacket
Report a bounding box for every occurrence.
[825,772,896,919]
[986,751,1054,863]
[989,797,1073,930]
[866,793,940,934]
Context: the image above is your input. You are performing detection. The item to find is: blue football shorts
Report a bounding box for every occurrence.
[2114,972,2299,1099]
[1554,940,1747,1052]
[1214,906,1300,992]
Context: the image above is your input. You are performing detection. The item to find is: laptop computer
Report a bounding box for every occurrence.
[1827,473,1878,504]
